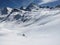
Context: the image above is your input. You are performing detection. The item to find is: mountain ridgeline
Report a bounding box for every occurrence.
[0,3,60,23]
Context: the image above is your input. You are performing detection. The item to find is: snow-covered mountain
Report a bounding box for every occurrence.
[0,3,60,45]
[0,3,60,27]
[0,3,53,23]
[25,3,39,11]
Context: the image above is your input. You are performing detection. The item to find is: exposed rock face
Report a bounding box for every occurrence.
[1,7,8,15]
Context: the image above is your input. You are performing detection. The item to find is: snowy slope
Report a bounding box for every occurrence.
[0,6,60,45]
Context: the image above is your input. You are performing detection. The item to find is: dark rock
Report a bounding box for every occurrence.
[12,9,20,12]
[14,14,21,20]
[26,3,37,11]
[1,7,8,15]
[55,5,60,8]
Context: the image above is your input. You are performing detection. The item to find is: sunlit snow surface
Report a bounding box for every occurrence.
[0,8,60,45]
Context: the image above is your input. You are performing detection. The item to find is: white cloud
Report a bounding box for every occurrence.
[39,0,58,5]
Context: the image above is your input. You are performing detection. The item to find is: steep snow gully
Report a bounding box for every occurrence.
[0,7,60,45]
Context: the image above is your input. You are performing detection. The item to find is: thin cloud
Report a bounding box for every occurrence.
[39,0,58,5]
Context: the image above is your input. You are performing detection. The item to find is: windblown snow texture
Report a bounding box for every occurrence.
[0,3,60,45]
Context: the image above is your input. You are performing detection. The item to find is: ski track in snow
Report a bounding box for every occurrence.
[0,8,60,45]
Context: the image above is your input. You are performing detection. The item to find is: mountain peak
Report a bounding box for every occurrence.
[25,3,39,11]
[0,7,12,15]
[6,7,13,14]
[20,6,26,10]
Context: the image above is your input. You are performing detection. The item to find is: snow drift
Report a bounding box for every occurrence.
[0,5,60,45]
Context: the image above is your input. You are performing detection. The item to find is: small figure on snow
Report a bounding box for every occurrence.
[22,34,25,36]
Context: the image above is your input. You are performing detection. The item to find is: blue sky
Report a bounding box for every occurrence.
[0,0,60,8]
[0,0,41,8]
